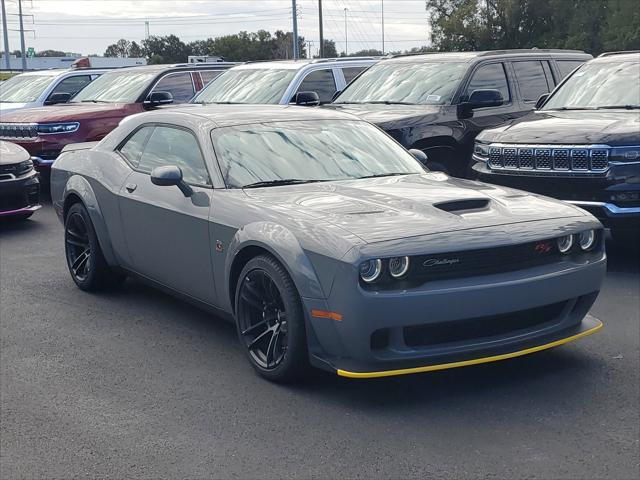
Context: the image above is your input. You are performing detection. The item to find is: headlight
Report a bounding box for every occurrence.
[16,159,33,175]
[359,259,382,283]
[473,142,489,159]
[577,230,597,251]
[610,146,640,163]
[36,122,79,135]
[388,256,410,278]
[557,235,574,254]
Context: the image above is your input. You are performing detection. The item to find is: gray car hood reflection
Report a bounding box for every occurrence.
[243,174,584,244]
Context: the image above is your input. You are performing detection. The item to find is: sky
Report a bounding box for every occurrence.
[1,0,431,57]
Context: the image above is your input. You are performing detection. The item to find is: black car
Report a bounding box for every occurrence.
[472,52,640,242]
[328,49,591,177]
[0,141,40,220]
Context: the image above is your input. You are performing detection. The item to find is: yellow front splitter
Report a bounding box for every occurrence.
[337,319,603,379]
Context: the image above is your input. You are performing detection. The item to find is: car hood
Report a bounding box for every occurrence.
[243,174,585,244]
[325,103,441,128]
[0,102,133,123]
[478,110,640,146]
[0,102,29,114]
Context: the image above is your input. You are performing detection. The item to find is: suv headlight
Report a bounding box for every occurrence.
[610,146,640,163]
[473,142,489,160]
[16,159,34,175]
[36,122,79,135]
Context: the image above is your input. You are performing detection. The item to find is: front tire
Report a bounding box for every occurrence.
[64,202,121,291]
[234,255,310,383]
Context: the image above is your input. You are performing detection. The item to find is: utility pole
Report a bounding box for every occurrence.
[145,20,150,39]
[344,7,348,56]
[1,0,10,70]
[18,0,26,70]
[291,0,299,59]
[318,0,324,58]
[381,0,385,54]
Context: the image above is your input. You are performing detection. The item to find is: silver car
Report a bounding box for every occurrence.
[51,106,605,382]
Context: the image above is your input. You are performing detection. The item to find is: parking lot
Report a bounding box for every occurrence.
[0,200,637,479]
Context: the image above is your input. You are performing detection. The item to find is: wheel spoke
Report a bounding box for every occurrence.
[248,327,272,350]
[240,291,263,310]
[71,249,90,276]
[265,328,281,367]
[241,319,268,337]
[67,228,87,242]
[66,237,87,248]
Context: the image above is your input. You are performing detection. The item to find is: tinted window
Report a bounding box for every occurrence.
[296,69,336,104]
[465,63,510,103]
[193,69,296,104]
[342,66,366,84]
[50,75,92,98]
[512,61,550,102]
[556,60,585,80]
[153,73,195,103]
[138,127,210,185]
[199,70,223,87]
[119,127,153,167]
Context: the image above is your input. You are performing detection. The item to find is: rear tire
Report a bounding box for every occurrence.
[234,254,310,383]
[64,202,121,291]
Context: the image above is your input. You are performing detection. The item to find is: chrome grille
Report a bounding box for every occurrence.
[486,144,610,174]
[0,123,38,140]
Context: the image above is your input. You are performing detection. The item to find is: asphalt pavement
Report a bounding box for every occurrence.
[1,200,638,479]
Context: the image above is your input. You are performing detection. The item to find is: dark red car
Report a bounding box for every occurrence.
[0,63,234,175]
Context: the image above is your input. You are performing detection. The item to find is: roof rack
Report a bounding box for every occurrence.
[170,61,238,67]
[311,56,382,63]
[477,48,587,56]
[598,50,640,57]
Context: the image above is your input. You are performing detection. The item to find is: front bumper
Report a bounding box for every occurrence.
[472,160,640,229]
[303,243,606,377]
[0,171,41,217]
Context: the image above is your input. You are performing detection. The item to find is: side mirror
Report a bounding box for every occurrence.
[145,91,174,107]
[535,93,550,109]
[150,165,193,197]
[331,89,343,102]
[408,149,428,164]
[45,92,72,105]
[292,91,320,107]
[468,89,504,109]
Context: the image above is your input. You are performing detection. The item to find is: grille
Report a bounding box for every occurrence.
[0,193,27,212]
[487,144,610,174]
[0,123,38,140]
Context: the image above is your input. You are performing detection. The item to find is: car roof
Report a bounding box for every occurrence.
[388,49,591,64]
[593,51,640,62]
[17,68,108,77]
[232,57,380,70]
[110,63,237,74]
[147,104,358,128]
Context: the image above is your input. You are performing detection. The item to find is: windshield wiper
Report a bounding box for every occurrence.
[79,99,110,103]
[549,106,597,111]
[359,172,414,179]
[242,179,325,189]
[595,105,640,110]
[362,100,415,105]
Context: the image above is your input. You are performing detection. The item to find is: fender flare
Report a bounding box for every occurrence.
[223,222,326,312]
[62,175,118,267]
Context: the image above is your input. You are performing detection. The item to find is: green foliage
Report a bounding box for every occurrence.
[427,0,639,55]
[320,39,338,57]
[37,49,67,57]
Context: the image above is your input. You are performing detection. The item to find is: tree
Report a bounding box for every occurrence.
[142,35,191,63]
[129,41,143,58]
[104,39,132,58]
[319,39,338,58]
[37,49,67,57]
[347,49,384,57]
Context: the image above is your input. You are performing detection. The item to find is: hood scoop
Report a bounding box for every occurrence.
[434,198,490,214]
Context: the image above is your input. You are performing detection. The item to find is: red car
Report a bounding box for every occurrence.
[0,63,234,176]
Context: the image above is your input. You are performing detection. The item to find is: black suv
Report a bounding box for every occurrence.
[472,52,640,241]
[328,49,591,176]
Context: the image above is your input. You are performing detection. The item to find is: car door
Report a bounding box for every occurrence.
[293,68,338,104]
[46,74,93,103]
[151,72,196,103]
[117,124,216,303]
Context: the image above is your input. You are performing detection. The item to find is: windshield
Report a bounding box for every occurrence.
[193,68,297,104]
[543,59,640,110]
[334,62,467,105]
[212,120,425,188]
[71,70,157,103]
[0,74,54,103]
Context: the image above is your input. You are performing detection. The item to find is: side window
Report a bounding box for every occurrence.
[296,69,336,104]
[465,63,510,103]
[118,126,153,168]
[557,60,585,80]
[200,70,223,87]
[138,126,210,186]
[512,61,551,103]
[342,66,366,85]
[49,75,92,98]
[153,73,195,103]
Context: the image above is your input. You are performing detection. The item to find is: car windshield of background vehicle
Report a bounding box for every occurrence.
[212,120,425,188]
[543,60,640,110]
[334,62,467,105]
[70,71,157,103]
[193,68,297,104]
[0,75,53,103]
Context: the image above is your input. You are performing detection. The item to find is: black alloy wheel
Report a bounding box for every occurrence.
[235,255,309,382]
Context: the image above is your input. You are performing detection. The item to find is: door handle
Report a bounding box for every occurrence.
[125,183,137,193]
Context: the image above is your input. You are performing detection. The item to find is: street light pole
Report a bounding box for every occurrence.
[318,0,324,58]
[344,8,348,56]
[381,0,385,54]
[292,0,299,59]
[1,0,11,70]
[18,0,26,70]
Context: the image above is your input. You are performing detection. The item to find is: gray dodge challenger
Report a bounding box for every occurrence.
[51,105,606,382]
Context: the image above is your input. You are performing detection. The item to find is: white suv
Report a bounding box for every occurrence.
[191,57,380,106]
[0,68,106,114]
